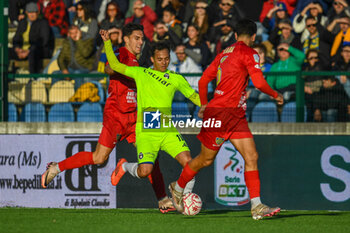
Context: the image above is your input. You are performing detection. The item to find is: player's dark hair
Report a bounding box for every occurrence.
[151,41,170,56]
[122,23,144,37]
[235,19,257,37]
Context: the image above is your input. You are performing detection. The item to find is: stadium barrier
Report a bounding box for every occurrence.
[0,123,349,210]
[3,71,350,123]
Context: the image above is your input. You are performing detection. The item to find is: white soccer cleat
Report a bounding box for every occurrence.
[251,203,281,220]
[158,196,176,213]
[169,181,184,213]
[41,162,60,188]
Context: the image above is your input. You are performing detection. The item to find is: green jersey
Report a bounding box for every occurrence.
[104,40,200,132]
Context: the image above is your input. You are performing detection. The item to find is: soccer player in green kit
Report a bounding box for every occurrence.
[100,29,200,195]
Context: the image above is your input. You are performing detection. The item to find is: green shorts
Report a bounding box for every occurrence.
[135,130,190,164]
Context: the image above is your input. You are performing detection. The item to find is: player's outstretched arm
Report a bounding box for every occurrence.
[100,29,128,76]
[188,92,201,107]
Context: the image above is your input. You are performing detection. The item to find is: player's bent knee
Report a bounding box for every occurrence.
[92,153,108,165]
[201,157,215,168]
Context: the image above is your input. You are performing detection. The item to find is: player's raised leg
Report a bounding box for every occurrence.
[230,137,280,220]
[41,143,113,188]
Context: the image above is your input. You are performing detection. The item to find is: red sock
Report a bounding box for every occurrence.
[148,159,167,200]
[58,152,94,172]
[244,170,261,199]
[177,163,198,189]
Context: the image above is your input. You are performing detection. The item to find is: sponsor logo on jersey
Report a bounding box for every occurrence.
[215,90,224,95]
[253,54,260,63]
[144,69,172,87]
[143,110,161,129]
[223,46,235,54]
[215,137,225,145]
[254,64,261,69]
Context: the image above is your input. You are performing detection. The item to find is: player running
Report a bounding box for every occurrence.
[100,29,200,196]
[168,19,284,220]
[41,23,175,213]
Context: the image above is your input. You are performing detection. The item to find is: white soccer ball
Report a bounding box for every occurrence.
[182,192,202,216]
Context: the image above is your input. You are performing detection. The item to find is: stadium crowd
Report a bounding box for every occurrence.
[7,0,350,122]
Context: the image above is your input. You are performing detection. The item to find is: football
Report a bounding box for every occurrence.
[182,192,202,216]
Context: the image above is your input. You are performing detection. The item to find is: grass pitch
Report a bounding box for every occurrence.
[1,208,349,233]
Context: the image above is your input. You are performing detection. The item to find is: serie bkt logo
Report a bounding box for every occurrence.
[143,110,161,129]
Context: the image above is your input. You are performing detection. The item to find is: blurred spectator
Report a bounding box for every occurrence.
[10,2,54,73]
[326,0,350,35]
[99,1,125,30]
[96,26,123,73]
[62,0,78,24]
[168,44,202,73]
[213,20,236,56]
[313,76,350,122]
[263,43,305,102]
[115,0,130,15]
[96,1,130,20]
[247,43,273,121]
[332,45,350,98]
[125,0,156,18]
[303,49,327,121]
[268,18,302,51]
[37,0,70,38]
[293,1,328,42]
[330,17,350,61]
[262,1,290,33]
[184,24,211,70]
[302,16,334,67]
[162,6,183,39]
[156,0,186,22]
[57,25,95,78]
[73,1,99,39]
[292,0,329,19]
[152,20,181,49]
[185,0,212,42]
[125,0,157,41]
[9,0,29,27]
[260,0,296,22]
[210,0,244,41]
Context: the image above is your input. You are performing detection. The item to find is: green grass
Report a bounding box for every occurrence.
[1,208,349,233]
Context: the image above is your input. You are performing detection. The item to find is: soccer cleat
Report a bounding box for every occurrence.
[251,203,281,220]
[158,196,176,214]
[169,181,184,213]
[41,162,60,188]
[111,158,127,186]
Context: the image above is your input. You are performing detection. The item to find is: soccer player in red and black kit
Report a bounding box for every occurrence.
[41,23,175,213]
[169,19,284,220]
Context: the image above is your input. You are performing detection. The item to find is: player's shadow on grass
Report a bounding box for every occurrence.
[269,211,347,220]
[196,210,348,220]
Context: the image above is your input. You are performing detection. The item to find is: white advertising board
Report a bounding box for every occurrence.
[214,141,250,206]
[0,135,116,208]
